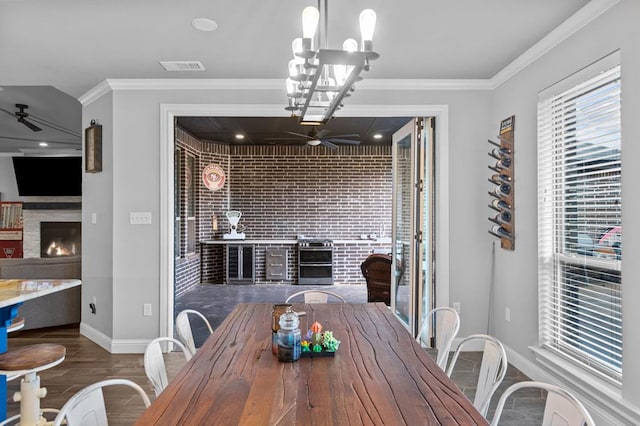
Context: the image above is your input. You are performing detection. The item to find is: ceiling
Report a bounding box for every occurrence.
[0,0,591,154]
[176,116,412,147]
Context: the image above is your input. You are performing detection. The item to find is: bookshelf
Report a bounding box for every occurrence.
[0,202,24,258]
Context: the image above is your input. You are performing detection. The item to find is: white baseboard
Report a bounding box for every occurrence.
[79,322,149,354]
[505,345,639,426]
[79,321,112,352]
[110,339,149,354]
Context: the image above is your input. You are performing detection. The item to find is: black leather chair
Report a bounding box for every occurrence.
[360,254,392,306]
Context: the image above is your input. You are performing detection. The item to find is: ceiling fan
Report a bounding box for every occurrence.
[272,128,361,149]
[0,103,81,144]
[14,104,43,132]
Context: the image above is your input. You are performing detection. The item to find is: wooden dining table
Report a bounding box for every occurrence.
[136,302,488,425]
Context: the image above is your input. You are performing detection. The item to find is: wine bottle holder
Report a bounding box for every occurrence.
[488,116,515,250]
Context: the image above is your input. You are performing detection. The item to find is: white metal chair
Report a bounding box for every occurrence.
[285,290,345,304]
[490,381,595,426]
[416,307,460,370]
[446,334,508,418]
[144,337,192,397]
[175,309,214,358]
[52,378,151,426]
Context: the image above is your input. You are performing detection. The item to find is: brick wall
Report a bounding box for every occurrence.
[175,128,393,290]
[227,144,391,240]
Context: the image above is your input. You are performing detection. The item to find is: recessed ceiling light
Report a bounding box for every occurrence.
[373,133,383,139]
[39,142,48,147]
[235,134,245,140]
[192,18,218,32]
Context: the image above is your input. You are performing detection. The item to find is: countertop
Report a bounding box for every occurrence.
[200,238,392,245]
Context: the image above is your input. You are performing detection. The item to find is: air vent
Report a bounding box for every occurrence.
[159,61,205,71]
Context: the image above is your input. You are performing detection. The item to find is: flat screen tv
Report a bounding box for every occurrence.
[12,157,82,196]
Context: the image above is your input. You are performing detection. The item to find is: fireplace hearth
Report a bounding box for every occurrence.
[40,222,81,258]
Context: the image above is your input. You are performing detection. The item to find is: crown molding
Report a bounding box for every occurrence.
[79,78,493,107]
[358,79,493,91]
[490,0,620,88]
[78,80,112,106]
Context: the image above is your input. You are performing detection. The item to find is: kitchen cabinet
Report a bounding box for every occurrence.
[265,248,288,281]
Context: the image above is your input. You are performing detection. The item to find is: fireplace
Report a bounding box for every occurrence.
[40,222,81,258]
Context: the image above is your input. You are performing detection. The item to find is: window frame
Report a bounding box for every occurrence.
[537,51,622,385]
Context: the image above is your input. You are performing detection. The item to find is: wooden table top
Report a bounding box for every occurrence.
[0,279,81,308]
[136,303,488,425]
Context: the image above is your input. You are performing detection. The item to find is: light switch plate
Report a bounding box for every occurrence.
[130,212,152,225]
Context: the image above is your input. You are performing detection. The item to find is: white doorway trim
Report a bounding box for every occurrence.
[159,104,449,338]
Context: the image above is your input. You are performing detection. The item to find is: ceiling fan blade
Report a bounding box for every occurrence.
[328,138,361,145]
[0,135,78,145]
[316,129,331,138]
[285,131,312,140]
[264,137,306,141]
[18,118,43,132]
[326,133,360,139]
[320,140,338,150]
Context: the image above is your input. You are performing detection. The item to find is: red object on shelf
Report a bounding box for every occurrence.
[0,201,24,258]
[0,241,23,258]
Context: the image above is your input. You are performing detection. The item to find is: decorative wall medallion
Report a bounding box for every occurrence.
[202,164,225,191]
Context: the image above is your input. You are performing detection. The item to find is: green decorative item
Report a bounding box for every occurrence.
[322,331,340,352]
[300,321,340,357]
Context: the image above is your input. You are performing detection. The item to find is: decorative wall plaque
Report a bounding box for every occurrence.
[202,164,225,191]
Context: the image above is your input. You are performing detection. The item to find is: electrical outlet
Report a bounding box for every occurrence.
[452,302,461,314]
[89,303,96,314]
[505,307,511,322]
[91,212,97,224]
[130,212,152,225]
[143,304,152,316]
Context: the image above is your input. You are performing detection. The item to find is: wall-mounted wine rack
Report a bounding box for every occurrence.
[488,116,515,250]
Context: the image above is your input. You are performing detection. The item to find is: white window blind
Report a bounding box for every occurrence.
[538,52,622,384]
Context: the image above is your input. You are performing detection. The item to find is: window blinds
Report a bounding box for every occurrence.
[538,53,622,383]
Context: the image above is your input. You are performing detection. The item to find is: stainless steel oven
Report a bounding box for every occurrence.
[298,239,333,285]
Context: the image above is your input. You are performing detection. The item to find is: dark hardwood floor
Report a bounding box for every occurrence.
[4,324,174,425]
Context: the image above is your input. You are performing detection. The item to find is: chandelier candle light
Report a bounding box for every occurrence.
[285,0,378,125]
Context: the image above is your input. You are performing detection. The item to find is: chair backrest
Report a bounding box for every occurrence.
[144,337,191,397]
[446,334,507,417]
[490,381,595,426]
[52,378,151,426]
[417,307,460,370]
[285,290,345,304]
[175,309,214,358]
[360,254,392,305]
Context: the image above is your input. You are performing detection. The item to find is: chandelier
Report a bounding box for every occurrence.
[285,0,378,125]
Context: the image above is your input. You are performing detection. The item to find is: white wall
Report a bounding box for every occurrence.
[490,0,640,422]
[81,94,114,338]
[0,158,19,201]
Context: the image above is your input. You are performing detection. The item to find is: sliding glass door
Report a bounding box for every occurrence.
[391,118,435,336]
